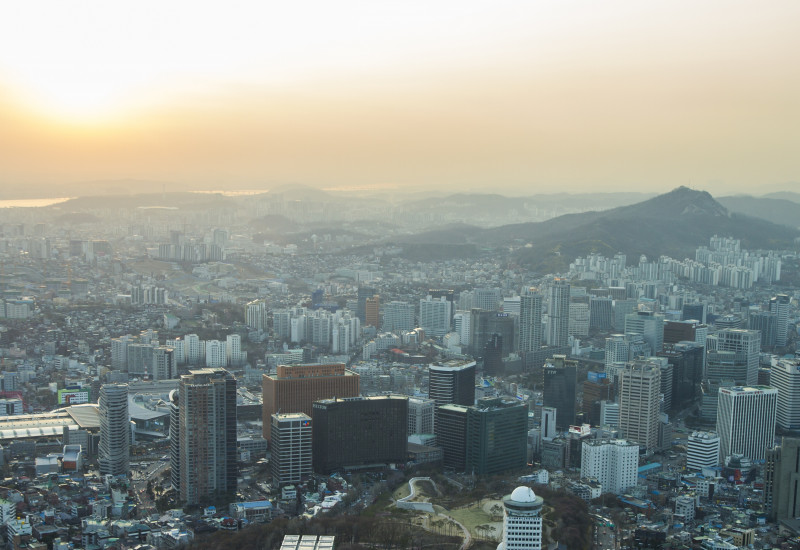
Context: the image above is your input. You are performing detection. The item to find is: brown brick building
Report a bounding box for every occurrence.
[262,363,359,440]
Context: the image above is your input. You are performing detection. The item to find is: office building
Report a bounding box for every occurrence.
[771,359,800,430]
[428,359,476,407]
[749,311,777,348]
[546,279,570,348]
[419,295,452,337]
[682,303,707,324]
[469,309,516,358]
[582,374,614,426]
[437,404,469,471]
[382,301,415,334]
[542,355,577,429]
[262,363,360,440]
[770,294,791,347]
[541,407,557,441]
[658,342,705,411]
[365,295,380,328]
[624,311,665,353]
[716,386,777,462]
[357,286,376,324]
[686,431,720,471]
[590,297,614,331]
[178,368,237,505]
[496,486,544,550]
[568,301,590,337]
[408,397,435,436]
[518,291,543,354]
[483,334,504,376]
[465,398,528,475]
[98,384,130,477]
[663,320,705,345]
[766,437,800,522]
[581,439,639,495]
[270,413,312,486]
[706,329,760,386]
[618,360,661,453]
[312,395,407,474]
[600,401,619,428]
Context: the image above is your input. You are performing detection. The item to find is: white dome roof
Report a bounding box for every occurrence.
[510,486,537,502]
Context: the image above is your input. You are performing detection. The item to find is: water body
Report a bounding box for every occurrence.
[0,197,72,208]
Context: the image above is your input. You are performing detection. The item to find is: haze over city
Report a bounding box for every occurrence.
[1,0,799,196]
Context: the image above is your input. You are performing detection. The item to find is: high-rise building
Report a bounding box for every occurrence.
[312,395,408,474]
[589,297,614,331]
[262,363,360,440]
[658,343,705,412]
[541,407,557,440]
[469,309,516,357]
[365,295,380,328]
[546,279,570,348]
[770,294,791,347]
[169,390,180,491]
[706,329,760,386]
[98,383,130,477]
[151,346,176,381]
[419,295,452,337]
[581,439,639,495]
[686,431,720,471]
[518,291,543,354]
[482,334,504,376]
[428,359,476,407]
[244,299,268,331]
[497,486,544,550]
[473,288,502,311]
[582,374,614,426]
[178,368,237,505]
[771,359,800,430]
[568,302,590,337]
[357,286,376,324]
[618,360,661,453]
[465,398,528,476]
[270,413,312,486]
[682,303,707,324]
[205,339,227,368]
[382,301,415,334]
[749,311,777,348]
[226,334,245,366]
[185,334,202,365]
[542,355,577,430]
[766,437,800,522]
[437,404,469,471]
[716,385,777,462]
[408,397,435,436]
[624,311,665,353]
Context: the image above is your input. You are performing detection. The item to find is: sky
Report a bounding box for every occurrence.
[0,1,798,196]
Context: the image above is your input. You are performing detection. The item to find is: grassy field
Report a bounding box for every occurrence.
[448,501,503,541]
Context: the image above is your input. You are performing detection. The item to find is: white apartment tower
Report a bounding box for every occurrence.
[518,291,543,354]
[581,439,639,495]
[226,334,245,366]
[245,299,268,331]
[185,334,202,365]
[496,486,544,550]
[618,360,661,453]
[772,359,800,430]
[686,431,720,471]
[98,384,130,477]
[419,295,452,337]
[716,386,777,462]
[205,339,227,368]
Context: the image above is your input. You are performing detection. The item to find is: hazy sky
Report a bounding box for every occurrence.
[1,1,798,195]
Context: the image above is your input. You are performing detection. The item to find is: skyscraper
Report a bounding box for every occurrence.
[469,309,516,357]
[98,383,130,477]
[151,346,175,381]
[271,412,312,486]
[546,279,570,348]
[706,329,760,386]
[465,397,528,476]
[408,397,435,436]
[178,368,237,505]
[262,363,360,440]
[312,395,408,474]
[542,355,577,430]
[428,359,476,407]
[749,311,777,348]
[497,487,544,550]
[624,310,665,353]
[686,431,720,471]
[770,294,791,347]
[618,360,661,453]
[419,295,452,337]
[771,359,800,430]
[365,295,380,328]
[716,385,777,462]
[518,291,543,354]
[357,285,376,323]
[766,437,800,522]
[589,297,614,331]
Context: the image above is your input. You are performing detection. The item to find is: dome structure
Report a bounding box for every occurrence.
[509,486,537,503]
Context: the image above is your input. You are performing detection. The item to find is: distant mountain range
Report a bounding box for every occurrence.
[717,194,800,229]
[394,187,800,273]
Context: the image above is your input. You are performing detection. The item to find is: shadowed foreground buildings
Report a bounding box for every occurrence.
[312,395,407,474]
[262,363,359,440]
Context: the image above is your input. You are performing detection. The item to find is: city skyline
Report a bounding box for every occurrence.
[0,1,798,194]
